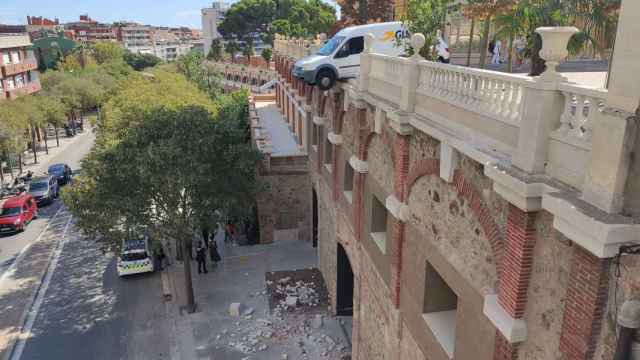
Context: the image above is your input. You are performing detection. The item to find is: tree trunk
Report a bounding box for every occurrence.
[54,124,60,147]
[507,35,514,73]
[31,124,38,164]
[466,18,476,67]
[529,33,546,77]
[479,17,491,69]
[182,235,196,313]
[44,129,49,155]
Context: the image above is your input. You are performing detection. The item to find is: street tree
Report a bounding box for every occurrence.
[402,0,451,59]
[123,51,162,71]
[261,47,273,66]
[224,40,241,63]
[35,95,67,148]
[336,0,392,25]
[65,102,261,313]
[207,39,224,61]
[91,42,125,65]
[242,39,255,64]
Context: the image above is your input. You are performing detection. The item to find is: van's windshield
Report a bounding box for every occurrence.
[317,36,345,56]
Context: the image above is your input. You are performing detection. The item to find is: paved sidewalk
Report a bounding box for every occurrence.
[164,227,352,360]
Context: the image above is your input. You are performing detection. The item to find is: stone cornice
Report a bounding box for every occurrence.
[313,116,325,126]
[385,195,409,222]
[349,156,368,173]
[327,132,343,145]
[483,294,527,343]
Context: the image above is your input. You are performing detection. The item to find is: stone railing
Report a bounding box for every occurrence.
[273,34,325,60]
[555,82,607,145]
[367,54,410,106]
[416,62,532,125]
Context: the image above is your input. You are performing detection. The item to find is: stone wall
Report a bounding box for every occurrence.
[256,170,310,243]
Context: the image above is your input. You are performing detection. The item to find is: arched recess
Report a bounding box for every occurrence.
[337,242,355,316]
[404,160,504,276]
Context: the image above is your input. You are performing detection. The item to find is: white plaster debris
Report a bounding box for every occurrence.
[229,302,246,317]
[312,314,323,329]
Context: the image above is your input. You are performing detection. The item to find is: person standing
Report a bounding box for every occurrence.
[491,39,502,65]
[209,235,221,266]
[196,241,207,274]
[436,35,450,64]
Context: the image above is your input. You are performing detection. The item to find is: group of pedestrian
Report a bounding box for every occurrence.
[196,229,222,274]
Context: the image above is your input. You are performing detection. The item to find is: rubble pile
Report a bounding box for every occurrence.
[216,297,350,359]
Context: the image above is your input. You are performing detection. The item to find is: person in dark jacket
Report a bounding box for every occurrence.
[196,241,207,274]
[208,236,221,266]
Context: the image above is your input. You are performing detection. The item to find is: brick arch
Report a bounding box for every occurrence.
[358,130,377,161]
[404,162,504,275]
[334,109,346,134]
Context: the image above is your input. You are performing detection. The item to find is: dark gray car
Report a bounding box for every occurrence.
[28,175,59,206]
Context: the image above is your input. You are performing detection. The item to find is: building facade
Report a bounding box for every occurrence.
[202,1,228,56]
[267,2,640,359]
[0,33,41,100]
[65,15,117,43]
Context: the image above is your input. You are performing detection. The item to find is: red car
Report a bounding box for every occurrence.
[0,194,38,234]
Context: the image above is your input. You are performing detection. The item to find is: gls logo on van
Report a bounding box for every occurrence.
[381,29,410,42]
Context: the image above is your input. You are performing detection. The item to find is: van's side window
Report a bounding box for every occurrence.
[336,36,365,58]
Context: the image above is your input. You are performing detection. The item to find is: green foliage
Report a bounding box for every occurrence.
[123,51,162,71]
[402,0,451,59]
[207,39,224,61]
[261,47,273,64]
[224,40,242,62]
[175,52,225,99]
[242,39,255,62]
[219,0,336,43]
[91,42,125,65]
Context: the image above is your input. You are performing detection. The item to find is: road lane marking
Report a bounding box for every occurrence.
[0,206,65,286]
[9,213,73,360]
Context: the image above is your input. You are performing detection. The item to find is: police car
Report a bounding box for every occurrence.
[117,236,154,277]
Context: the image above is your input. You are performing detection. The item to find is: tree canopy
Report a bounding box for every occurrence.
[219,0,336,42]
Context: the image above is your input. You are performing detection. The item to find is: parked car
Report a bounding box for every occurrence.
[117,236,154,277]
[293,21,409,90]
[0,194,37,234]
[48,163,72,186]
[28,175,59,206]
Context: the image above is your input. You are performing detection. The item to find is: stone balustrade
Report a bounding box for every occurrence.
[556,82,608,145]
[273,34,324,60]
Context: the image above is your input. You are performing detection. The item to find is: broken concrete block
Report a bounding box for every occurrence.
[285,296,298,307]
[243,307,255,316]
[281,354,288,360]
[229,302,245,317]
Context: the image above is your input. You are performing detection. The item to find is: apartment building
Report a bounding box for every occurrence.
[202,1,228,55]
[118,25,154,48]
[0,33,40,100]
[65,15,116,42]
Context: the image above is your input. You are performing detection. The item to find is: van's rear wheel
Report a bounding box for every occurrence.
[316,69,336,91]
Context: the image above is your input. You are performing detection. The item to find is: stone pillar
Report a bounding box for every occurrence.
[498,205,538,318]
[558,245,610,360]
[389,134,410,309]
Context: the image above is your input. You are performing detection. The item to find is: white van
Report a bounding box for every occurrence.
[293,22,409,90]
[117,236,154,277]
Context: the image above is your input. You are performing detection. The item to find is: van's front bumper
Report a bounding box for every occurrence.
[292,66,316,84]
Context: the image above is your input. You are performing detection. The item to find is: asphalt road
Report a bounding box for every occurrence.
[17,225,172,360]
[0,131,95,277]
[1,129,173,360]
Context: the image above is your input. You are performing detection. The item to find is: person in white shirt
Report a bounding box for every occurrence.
[436,33,450,64]
[491,39,502,64]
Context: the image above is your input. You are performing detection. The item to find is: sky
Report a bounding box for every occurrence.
[0,0,339,29]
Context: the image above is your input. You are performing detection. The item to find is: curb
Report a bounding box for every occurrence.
[161,270,172,301]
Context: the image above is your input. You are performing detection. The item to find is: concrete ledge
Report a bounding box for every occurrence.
[483,294,527,343]
[303,104,312,112]
[542,193,640,258]
[349,156,368,173]
[313,116,325,126]
[439,143,458,183]
[485,165,549,212]
[328,132,343,145]
[374,107,385,134]
[387,110,413,136]
[385,195,409,222]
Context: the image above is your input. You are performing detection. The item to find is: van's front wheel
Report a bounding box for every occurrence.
[316,69,336,91]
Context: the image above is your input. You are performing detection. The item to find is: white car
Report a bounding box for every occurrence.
[293,21,409,90]
[117,237,154,277]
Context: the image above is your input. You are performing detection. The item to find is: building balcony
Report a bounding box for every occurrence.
[2,58,37,77]
[6,79,41,99]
